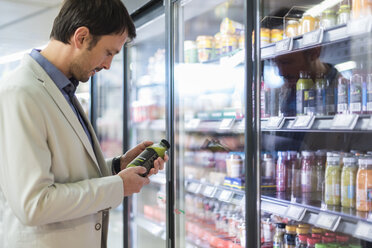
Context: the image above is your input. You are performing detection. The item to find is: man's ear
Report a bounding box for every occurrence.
[72,26,90,49]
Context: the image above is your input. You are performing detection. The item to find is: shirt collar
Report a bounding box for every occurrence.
[29,49,79,96]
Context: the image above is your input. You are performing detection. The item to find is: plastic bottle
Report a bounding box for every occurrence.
[273,223,286,248]
[262,153,276,186]
[315,150,326,192]
[301,151,316,193]
[315,73,326,116]
[284,225,297,248]
[341,156,358,208]
[325,155,341,205]
[297,71,315,116]
[295,227,309,247]
[366,74,372,114]
[290,151,301,197]
[337,77,349,114]
[325,78,336,115]
[276,151,289,192]
[356,157,372,211]
[127,139,170,176]
[349,72,363,114]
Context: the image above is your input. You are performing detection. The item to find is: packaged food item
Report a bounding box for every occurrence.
[341,156,358,208]
[325,78,336,115]
[285,20,299,37]
[262,153,276,186]
[271,29,283,43]
[220,17,244,35]
[261,28,271,46]
[273,223,286,248]
[356,157,372,211]
[289,151,301,196]
[220,34,238,55]
[238,31,245,49]
[320,10,337,29]
[295,227,309,247]
[315,73,326,116]
[196,35,214,62]
[226,153,243,178]
[296,71,314,116]
[337,77,349,114]
[325,155,341,205]
[299,14,317,34]
[301,151,316,193]
[184,40,198,63]
[127,139,170,176]
[337,4,351,25]
[349,73,364,114]
[284,225,297,248]
[276,151,289,192]
[315,150,326,192]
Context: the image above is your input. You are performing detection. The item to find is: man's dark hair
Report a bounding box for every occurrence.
[50,0,136,48]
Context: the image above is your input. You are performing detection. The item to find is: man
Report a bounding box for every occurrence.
[0,0,167,247]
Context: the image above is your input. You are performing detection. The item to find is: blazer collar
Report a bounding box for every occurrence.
[22,54,104,176]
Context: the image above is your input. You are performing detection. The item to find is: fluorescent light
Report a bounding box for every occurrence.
[304,0,343,17]
[335,61,356,72]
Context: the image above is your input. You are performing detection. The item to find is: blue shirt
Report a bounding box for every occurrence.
[30,49,93,146]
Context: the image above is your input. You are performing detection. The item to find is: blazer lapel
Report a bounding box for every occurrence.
[24,55,102,175]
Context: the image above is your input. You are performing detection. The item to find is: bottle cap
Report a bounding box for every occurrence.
[276,223,286,229]
[161,139,171,149]
[285,225,297,233]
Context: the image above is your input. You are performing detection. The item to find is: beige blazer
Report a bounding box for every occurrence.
[0,54,124,248]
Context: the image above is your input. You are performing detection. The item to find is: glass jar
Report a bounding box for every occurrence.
[337,4,351,25]
[271,29,283,43]
[320,10,337,29]
[196,35,214,62]
[284,225,297,248]
[356,157,372,211]
[301,151,316,193]
[261,28,271,46]
[276,151,289,192]
[341,156,358,208]
[285,20,299,37]
[220,34,238,55]
[299,14,317,34]
[325,155,341,205]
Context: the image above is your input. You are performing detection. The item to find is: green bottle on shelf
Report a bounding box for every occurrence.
[127,139,170,177]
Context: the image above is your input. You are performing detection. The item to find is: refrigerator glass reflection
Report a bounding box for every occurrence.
[173,0,246,247]
[259,0,372,247]
[126,11,167,248]
[94,52,124,248]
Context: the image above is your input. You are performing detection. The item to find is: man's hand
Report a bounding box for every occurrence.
[118,166,150,196]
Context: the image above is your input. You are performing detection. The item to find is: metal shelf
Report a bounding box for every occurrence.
[261,17,372,60]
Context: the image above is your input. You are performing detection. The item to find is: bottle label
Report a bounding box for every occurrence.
[316,88,326,114]
[325,87,335,114]
[350,83,362,112]
[307,88,316,113]
[128,148,159,176]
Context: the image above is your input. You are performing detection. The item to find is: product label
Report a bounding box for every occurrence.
[350,83,362,112]
[348,185,356,199]
[129,148,159,176]
[316,88,326,115]
[326,87,336,114]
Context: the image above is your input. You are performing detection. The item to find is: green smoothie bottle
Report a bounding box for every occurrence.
[127,139,170,176]
[296,71,314,115]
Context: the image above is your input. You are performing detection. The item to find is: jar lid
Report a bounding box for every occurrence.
[358,157,372,166]
[271,29,283,34]
[343,156,357,164]
[285,225,297,232]
[302,150,314,156]
[296,227,310,234]
[339,4,351,10]
[323,9,336,14]
[312,227,323,234]
[327,156,340,163]
[287,20,299,25]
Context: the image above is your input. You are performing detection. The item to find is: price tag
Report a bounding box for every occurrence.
[347,17,372,36]
[354,221,372,242]
[185,118,200,129]
[315,212,341,231]
[290,115,315,129]
[219,190,233,202]
[231,193,244,205]
[285,205,306,221]
[331,114,358,130]
[275,38,293,54]
[203,185,216,197]
[264,116,285,129]
[302,28,324,47]
[219,118,235,130]
[187,182,201,194]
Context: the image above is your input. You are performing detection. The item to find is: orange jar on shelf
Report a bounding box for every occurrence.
[299,14,317,34]
[196,35,214,62]
[356,157,372,212]
[220,34,238,54]
[260,28,271,45]
[270,29,283,43]
[285,20,299,37]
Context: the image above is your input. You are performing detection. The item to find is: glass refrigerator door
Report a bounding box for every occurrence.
[126,10,167,248]
[258,0,372,247]
[173,0,246,247]
[94,52,124,248]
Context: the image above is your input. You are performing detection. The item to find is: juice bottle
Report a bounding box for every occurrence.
[273,223,286,248]
[295,227,309,246]
[290,151,301,197]
[297,71,314,116]
[262,153,276,186]
[315,150,326,192]
[301,151,316,193]
[325,155,341,205]
[276,151,288,192]
[284,225,297,248]
[325,78,336,115]
[349,73,363,114]
[356,157,372,211]
[337,77,349,114]
[127,139,170,176]
[366,74,372,114]
[315,73,326,116]
[341,156,358,208]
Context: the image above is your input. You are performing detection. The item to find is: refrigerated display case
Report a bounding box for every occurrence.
[258,0,372,247]
[171,0,248,247]
[125,3,168,247]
